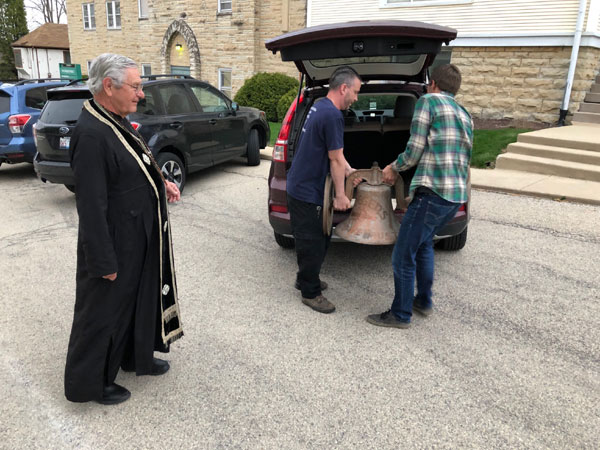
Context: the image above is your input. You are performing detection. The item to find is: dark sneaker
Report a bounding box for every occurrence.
[98,383,131,405]
[413,302,433,316]
[366,309,410,329]
[295,280,328,291]
[302,295,335,314]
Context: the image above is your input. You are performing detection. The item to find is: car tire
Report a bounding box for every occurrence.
[435,226,468,251]
[64,184,75,193]
[246,129,260,166]
[157,152,186,193]
[274,232,294,249]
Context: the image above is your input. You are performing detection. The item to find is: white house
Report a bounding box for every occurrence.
[306,0,600,123]
[11,23,71,80]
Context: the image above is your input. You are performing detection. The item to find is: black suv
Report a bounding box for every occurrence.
[34,75,270,192]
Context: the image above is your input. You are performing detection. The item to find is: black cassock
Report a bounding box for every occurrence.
[64,99,183,402]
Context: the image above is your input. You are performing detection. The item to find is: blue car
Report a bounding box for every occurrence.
[0,79,69,168]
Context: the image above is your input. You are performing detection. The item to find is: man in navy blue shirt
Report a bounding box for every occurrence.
[287,66,361,314]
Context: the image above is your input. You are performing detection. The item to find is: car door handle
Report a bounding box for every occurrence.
[169,121,183,130]
[208,119,217,125]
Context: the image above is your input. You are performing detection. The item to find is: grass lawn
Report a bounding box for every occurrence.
[269,122,282,146]
[269,121,530,169]
[471,128,531,168]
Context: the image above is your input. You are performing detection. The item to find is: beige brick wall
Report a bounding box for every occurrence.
[66,4,599,123]
[453,46,600,124]
[66,0,305,97]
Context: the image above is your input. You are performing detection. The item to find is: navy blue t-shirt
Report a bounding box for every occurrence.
[287,98,344,206]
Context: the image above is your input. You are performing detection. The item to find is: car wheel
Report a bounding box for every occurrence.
[64,184,75,193]
[246,129,260,166]
[157,152,186,192]
[435,226,468,251]
[274,232,294,249]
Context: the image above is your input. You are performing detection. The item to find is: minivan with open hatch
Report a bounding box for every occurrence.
[265,20,470,251]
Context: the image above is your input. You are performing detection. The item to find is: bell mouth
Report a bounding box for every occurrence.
[334,182,400,245]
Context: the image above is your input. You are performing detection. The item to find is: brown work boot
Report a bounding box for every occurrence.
[302,295,335,314]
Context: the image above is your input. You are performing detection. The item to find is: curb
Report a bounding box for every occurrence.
[260,147,273,161]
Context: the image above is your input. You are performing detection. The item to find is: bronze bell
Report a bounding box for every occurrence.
[334,163,407,245]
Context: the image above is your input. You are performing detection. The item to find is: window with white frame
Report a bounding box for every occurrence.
[82,3,95,30]
[138,0,148,18]
[142,64,152,76]
[218,0,232,13]
[13,49,23,69]
[218,68,232,98]
[106,1,121,29]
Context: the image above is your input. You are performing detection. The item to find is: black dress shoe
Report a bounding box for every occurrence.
[150,357,170,376]
[98,383,131,405]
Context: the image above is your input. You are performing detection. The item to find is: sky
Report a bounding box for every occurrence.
[24,1,68,31]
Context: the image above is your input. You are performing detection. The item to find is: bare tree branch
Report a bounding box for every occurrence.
[25,0,66,24]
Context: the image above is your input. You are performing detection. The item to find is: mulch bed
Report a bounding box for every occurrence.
[473,118,553,130]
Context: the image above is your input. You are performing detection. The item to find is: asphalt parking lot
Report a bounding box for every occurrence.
[1,160,599,449]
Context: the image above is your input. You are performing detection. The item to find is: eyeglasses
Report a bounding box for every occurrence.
[122,82,143,93]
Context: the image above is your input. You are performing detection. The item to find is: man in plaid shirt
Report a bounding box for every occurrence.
[367,63,473,329]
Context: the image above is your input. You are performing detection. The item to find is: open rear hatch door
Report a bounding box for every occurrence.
[265,20,457,87]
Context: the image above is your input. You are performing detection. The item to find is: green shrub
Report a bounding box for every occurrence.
[234,72,299,122]
[277,87,300,121]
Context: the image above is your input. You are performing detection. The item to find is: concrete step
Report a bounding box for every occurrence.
[585,92,600,103]
[505,142,600,165]
[517,126,600,152]
[579,103,600,113]
[572,111,600,124]
[591,83,600,93]
[495,153,600,182]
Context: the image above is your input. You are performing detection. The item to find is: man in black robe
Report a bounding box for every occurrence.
[64,53,183,405]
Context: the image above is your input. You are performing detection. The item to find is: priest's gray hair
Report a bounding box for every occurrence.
[87,53,138,95]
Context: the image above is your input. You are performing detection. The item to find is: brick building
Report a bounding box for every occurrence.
[65,0,306,97]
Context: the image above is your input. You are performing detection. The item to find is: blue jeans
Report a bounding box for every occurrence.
[390,192,461,322]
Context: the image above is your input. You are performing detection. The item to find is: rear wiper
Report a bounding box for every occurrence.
[63,120,78,125]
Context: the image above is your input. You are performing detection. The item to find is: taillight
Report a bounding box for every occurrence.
[270,205,288,213]
[272,139,287,162]
[130,121,141,131]
[458,204,466,212]
[273,94,303,163]
[8,114,31,134]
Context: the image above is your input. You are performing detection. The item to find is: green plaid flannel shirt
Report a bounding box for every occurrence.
[392,92,473,203]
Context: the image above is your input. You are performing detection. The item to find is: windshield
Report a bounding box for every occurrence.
[0,92,11,114]
[40,98,86,124]
[351,94,398,111]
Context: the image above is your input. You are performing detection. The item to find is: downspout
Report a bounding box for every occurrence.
[558,0,587,126]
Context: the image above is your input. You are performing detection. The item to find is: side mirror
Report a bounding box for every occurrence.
[231,101,239,112]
